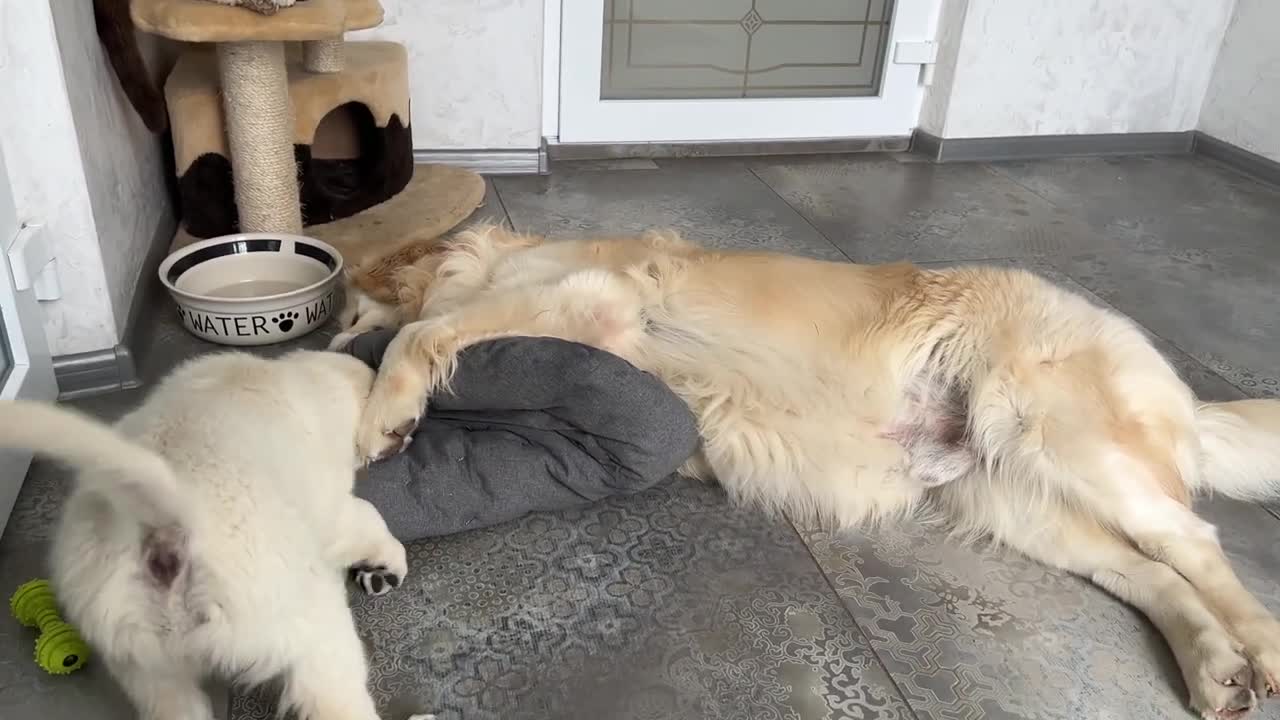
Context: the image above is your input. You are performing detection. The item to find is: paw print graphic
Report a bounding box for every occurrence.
[271,310,300,332]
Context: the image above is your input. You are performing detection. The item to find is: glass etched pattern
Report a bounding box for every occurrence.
[602,0,894,99]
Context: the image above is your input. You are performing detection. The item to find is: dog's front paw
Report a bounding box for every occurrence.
[328,330,360,351]
[357,388,426,463]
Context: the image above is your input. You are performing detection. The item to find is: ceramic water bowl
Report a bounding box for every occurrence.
[158,233,342,346]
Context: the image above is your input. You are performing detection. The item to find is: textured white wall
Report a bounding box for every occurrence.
[918,0,969,135]
[928,0,1234,138]
[49,0,173,341]
[0,2,117,355]
[352,0,545,149]
[0,2,172,357]
[1200,0,1280,162]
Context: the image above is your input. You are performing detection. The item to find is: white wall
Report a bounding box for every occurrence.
[49,1,173,342]
[922,0,1234,138]
[352,0,545,150]
[4,0,536,357]
[0,2,172,357]
[0,2,117,355]
[1199,0,1280,162]
[918,0,968,135]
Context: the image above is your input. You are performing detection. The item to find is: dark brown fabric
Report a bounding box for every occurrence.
[93,0,168,133]
[177,106,413,238]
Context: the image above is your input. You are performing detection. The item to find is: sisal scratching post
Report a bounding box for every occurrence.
[134,0,487,262]
[303,38,344,72]
[216,41,302,234]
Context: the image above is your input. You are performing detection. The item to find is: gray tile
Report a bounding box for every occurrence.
[989,155,1280,255]
[465,179,513,230]
[801,493,1280,720]
[1049,247,1280,398]
[493,160,848,259]
[0,541,136,720]
[749,154,1102,263]
[231,480,914,720]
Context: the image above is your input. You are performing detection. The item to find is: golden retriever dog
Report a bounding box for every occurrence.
[336,224,1280,719]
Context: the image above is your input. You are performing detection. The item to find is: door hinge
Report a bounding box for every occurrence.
[7,223,60,301]
[893,40,939,85]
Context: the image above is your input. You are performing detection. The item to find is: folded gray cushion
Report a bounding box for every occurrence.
[341,330,699,541]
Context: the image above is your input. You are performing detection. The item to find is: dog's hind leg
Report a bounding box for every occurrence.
[1114,491,1280,700]
[328,497,408,597]
[1006,512,1256,720]
[357,269,645,461]
[108,657,214,720]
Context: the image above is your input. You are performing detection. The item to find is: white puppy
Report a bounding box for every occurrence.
[0,350,432,720]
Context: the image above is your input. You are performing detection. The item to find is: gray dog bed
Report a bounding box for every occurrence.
[340,330,700,541]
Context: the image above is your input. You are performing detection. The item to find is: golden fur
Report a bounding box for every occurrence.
[339,224,1280,719]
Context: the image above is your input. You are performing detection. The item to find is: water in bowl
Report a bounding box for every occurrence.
[208,279,305,298]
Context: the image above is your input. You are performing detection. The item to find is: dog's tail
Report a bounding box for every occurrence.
[1195,399,1280,500]
[0,400,186,529]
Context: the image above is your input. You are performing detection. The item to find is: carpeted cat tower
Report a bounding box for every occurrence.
[131,0,486,264]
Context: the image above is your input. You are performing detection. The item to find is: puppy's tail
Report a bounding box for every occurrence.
[1195,399,1280,500]
[0,400,186,529]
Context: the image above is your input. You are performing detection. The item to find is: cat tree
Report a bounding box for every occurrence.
[131,0,486,262]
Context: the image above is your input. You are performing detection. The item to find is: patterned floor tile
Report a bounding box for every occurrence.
[231,480,913,720]
[801,493,1280,720]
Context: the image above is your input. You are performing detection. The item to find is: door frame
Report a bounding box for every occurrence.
[0,138,58,535]
[551,0,938,144]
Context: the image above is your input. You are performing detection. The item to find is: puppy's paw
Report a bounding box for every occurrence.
[349,563,402,597]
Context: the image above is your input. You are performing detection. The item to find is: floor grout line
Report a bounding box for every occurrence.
[485,176,517,232]
[744,163,858,264]
[782,515,925,720]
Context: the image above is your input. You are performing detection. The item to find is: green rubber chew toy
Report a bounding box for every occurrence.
[9,579,89,674]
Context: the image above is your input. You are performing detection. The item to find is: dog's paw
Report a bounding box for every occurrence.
[1188,634,1258,719]
[357,388,425,463]
[328,330,360,351]
[349,563,402,597]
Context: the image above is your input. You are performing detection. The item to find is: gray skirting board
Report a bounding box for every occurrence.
[911,129,1280,187]
[548,135,910,161]
[53,211,177,400]
[910,130,1197,163]
[1191,132,1280,188]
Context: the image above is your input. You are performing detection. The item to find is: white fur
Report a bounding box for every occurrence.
[0,350,431,720]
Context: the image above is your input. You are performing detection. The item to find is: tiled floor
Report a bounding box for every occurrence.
[3,153,1280,720]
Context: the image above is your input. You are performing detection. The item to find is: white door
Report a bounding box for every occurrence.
[0,137,57,535]
[557,0,939,143]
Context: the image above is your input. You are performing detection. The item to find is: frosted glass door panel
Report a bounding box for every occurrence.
[602,0,893,99]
